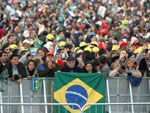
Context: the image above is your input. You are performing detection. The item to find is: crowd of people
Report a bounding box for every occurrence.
[0,0,150,86]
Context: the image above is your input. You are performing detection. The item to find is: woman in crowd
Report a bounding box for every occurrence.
[83,61,96,73]
[26,60,38,79]
[125,59,142,86]
[125,59,142,78]
[75,53,85,69]
[37,47,47,61]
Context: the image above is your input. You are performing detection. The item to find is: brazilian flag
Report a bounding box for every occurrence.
[30,78,41,92]
[54,72,105,113]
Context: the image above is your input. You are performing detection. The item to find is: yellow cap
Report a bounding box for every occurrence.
[43,5,48,13]
[79,42,87,47]
[148,44,150,49]
[92,47,99,53]
[59,41,66,47]
[112,45,120,51]
[30,40,34,45]
[91,41,98,46]
[46,34,54,40]
[134,47,143,54]
[9,44,17,49]
[121,51,126,54]
[88,45,93,48]
[84,46,92,52]
[74,47,79,53]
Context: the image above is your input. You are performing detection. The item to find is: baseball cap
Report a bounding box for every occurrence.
[67,56,75,61]
[23,39,30,44]
[46,52,54,56]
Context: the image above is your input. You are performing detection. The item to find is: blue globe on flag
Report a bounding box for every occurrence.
[65,85,88,110]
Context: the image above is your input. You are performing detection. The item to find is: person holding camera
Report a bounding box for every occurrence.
[125,59,142,78]
[109,62,127,77]
[4,54,27,83]
[124,59,142,86]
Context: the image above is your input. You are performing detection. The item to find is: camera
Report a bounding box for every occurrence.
[14,74,20,80]
[120,65,126,71]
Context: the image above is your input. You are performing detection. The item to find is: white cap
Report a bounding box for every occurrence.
[133,27,138,30]
[96,21,102,26]
[122,38,127,43]
[23,30,30,38]
[146,32,150,39]
[44,42,53,49]
[23,39,30,44]
[76,49,83,54]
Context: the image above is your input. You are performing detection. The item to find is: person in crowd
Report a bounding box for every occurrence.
[98,55,110,77]
[138,49,150,77]
[26,60,38,79]
[119,51,127,66]
[61,56,82,72]
[19,51,35,65]
[75,53,85,69]
[83,61,97,73]
[45,61,58,77]
[4,54,27,82]
[125,59,142,78]
[125,59,142,86]
[0,51,8,66]
[34,56,47,77]
[37,47,47,61]
[109,62,127,77]
[0,0,149,83]
[46,52,54,62]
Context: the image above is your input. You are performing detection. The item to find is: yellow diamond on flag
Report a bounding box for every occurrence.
[54,78,103,113]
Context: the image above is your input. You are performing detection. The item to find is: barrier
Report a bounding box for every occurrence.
[0,103,82,113]
[106,77,150,113]
[81,103,150,113]
[0,78,54,113]
[0,77,150,113]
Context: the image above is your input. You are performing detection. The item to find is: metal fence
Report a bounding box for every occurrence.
[0,77,150,113]
[0,103,150,113]
[81,103,150,113]
[0,103,82,113]
[106,77,150,113]
[0,78,54,113]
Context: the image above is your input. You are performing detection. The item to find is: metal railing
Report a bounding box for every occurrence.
[81,103,150,113]
[0,102,150,113]
[0,103,82,113]
[0,77,150,113]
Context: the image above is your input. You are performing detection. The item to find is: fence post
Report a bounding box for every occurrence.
[43,80,48,113]
[129,82,134,113]
[20,82,24,113]
[0,82,3,113]
[51,79,54,113]
[106,79,111,113]
[8,80,11,113]
[149,79,150,93]
[30,86,33,113]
